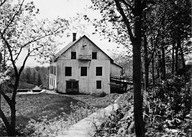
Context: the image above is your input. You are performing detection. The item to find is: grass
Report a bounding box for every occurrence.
[0,92,120,136]
[18,81,35,89]
[65,93,119,108]
[1,93,82,131]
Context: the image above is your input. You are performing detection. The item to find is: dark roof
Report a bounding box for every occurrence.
[53,35,122,68]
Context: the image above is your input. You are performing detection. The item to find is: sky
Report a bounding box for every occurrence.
[17,0,127,67]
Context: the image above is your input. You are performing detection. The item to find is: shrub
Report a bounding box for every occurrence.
[93,75,191,137]
[144,75,191,136]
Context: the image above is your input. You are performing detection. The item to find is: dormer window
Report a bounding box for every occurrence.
[71,52,76,59]
[92,52,97,59]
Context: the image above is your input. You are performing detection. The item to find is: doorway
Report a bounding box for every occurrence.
[66,80,79,94]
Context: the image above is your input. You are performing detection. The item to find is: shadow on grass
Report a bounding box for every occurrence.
[0,93,87,136]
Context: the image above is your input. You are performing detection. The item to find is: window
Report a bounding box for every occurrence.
[92,52,97,59]
[53,66,56,75]
[71,52,76,59]
[96,67,102,76]
[81,67,87,76]
[50,66,56,75]
[65,67,72,76]
[96,81,101,89]
[50,78,51,85]
[50,66,53,74]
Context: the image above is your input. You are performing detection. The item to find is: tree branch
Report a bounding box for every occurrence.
[18,51,30,76]
[114,0,135,42]
[0,32,18,76]
[0,90,11,107]
[120,0,135,14]
[0,108,11,130]
[0,0,7,7]
[14,46,23,62]
[2,0,25,35]
[22,33,54,48]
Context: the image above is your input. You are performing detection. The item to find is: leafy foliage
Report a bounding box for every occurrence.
[144,75,191,136]
[0,0,69,135]
[94,75,191,136]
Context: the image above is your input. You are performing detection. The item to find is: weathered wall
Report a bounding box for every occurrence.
[56,37,111,94]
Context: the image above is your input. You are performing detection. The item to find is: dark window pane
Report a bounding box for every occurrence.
[96,67,102,76]
[50,66,53,74]
[66,81,72,88]
[96,81,101,89]
[65,67,72,76]
[81,67,87,76]
[92,52,97,59]
[73,81,78,88]
[53,66,56,75]
[71,52,76,59]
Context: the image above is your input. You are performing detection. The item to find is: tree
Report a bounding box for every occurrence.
[25,67,31,83]
[37,72,42,86]
[89,0,147,136]
[0,0,69,136]
[88,0,191,135]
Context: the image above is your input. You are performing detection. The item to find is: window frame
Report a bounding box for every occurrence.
[65,67,72,76]
[92,52,97,59]
[81,67,87,76]
[71,52,76,59]
[96,80,102,89]
[96,67,102,76]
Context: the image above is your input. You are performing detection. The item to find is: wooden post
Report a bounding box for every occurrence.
[186,60,192,137]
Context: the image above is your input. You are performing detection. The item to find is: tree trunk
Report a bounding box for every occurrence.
[172,42,175,74]
[133,0,145,136]
[161,45,166,80]
[0,100,16,136]
[10,101,16,136]
[175,39,179,73]
[157,51,161,79]
[179,41,185,69]
[144,35,149,89]
[152,56,155,86]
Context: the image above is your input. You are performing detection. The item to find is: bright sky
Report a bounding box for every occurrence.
[17,0,127,67]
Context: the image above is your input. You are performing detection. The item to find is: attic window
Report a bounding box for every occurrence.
[92,52,97,59]
[71,52,76,59]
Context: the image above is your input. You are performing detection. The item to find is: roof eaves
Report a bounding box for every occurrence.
[53,36,83,61]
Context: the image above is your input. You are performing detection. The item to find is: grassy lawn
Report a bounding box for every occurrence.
[1,93,82,126]
[0,92,120,136]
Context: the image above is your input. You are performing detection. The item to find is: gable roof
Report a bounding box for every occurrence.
[53,35,122,68]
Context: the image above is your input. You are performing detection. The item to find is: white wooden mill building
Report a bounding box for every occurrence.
[49,33,123,94]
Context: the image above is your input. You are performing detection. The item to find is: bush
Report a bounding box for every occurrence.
[93,75,191,137]
[144,75,191,136]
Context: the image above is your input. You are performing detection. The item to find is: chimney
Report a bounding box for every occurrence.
[72,33,76,42]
